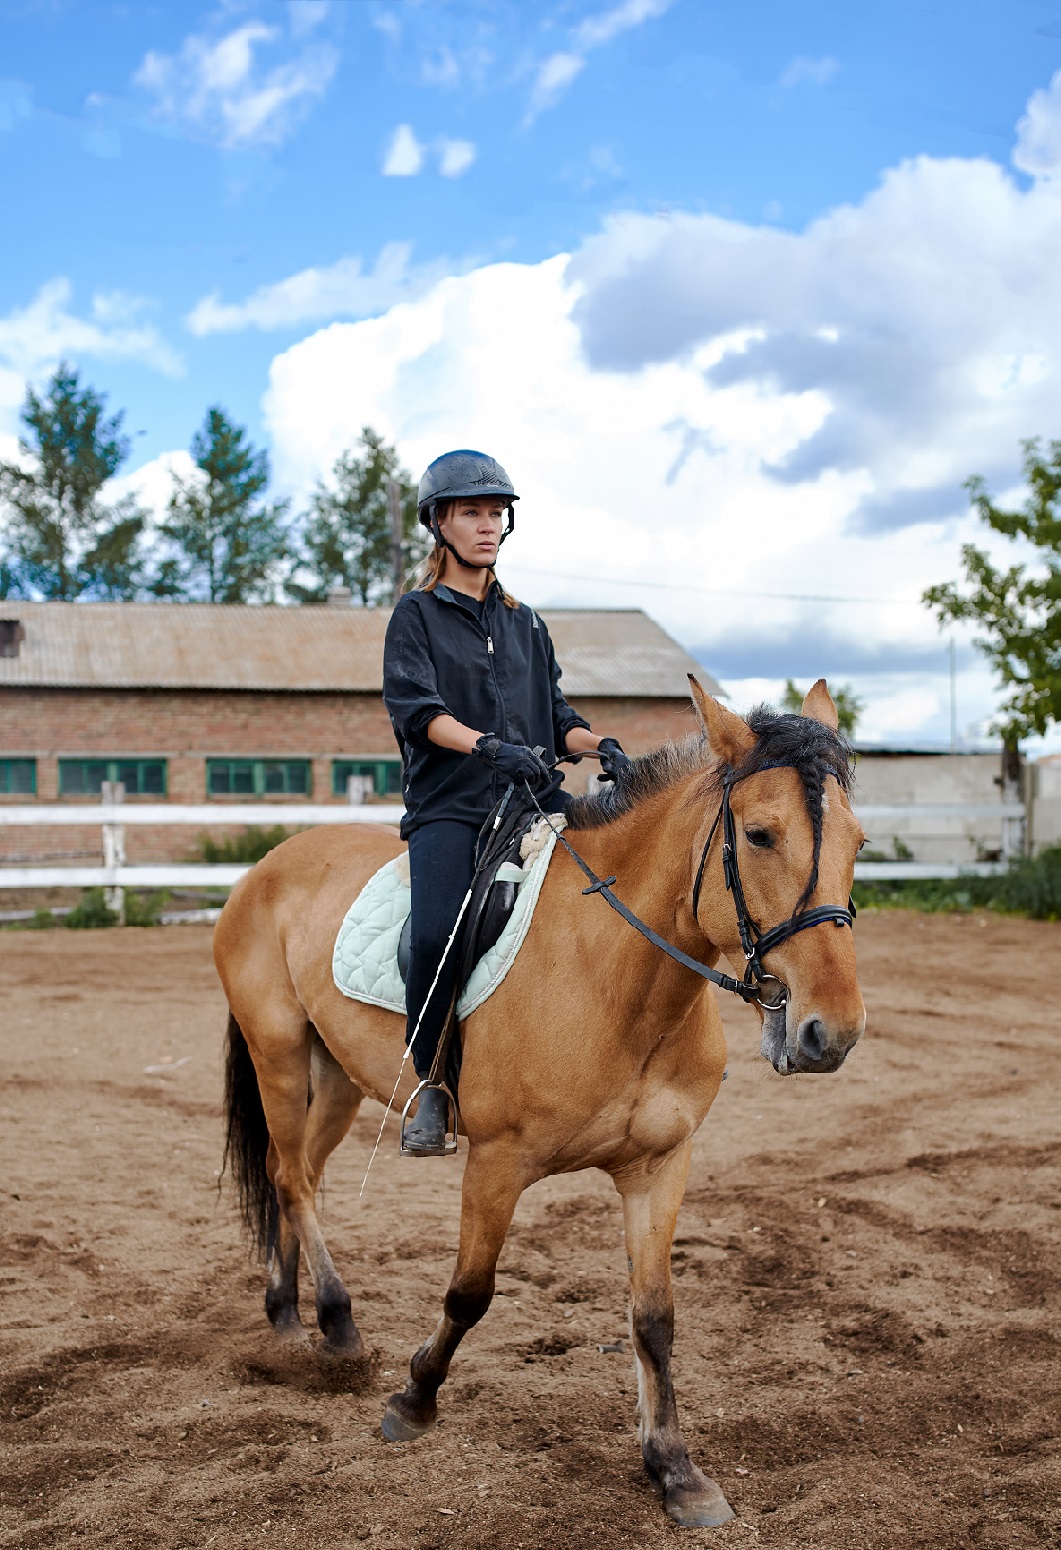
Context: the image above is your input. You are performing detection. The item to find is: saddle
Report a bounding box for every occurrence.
[395,786,547,1093]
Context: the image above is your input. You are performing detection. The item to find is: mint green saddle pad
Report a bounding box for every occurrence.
[332,817,562,1019]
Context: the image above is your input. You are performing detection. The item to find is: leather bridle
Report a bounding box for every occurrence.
[529,759,854,1013]
[690,763,855,1008]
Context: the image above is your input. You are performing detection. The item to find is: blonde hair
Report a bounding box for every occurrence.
[414,501,519,608]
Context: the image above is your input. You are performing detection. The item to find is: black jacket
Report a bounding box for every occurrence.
[383,582,591,837]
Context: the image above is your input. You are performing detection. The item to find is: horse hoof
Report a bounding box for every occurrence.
[664,1482,735,1529]
[381,1393,436,1444]
[321,1320,365,1360]
[270,1308,307,1345]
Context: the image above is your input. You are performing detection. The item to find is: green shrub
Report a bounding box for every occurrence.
[853,846,1061,921]
[28,907,56,929]
[124,889,170,927]
[66,888,119,929]
[196,825,294,864]
[990,845,1061,920]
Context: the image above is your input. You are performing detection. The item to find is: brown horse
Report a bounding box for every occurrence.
[215,679,866,1529]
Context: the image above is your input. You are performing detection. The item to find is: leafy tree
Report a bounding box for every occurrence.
[924,439,1061,740]
[287,427,428,607]
[0,364,145,599]
[780,678,863,737]
[155,408,289,603]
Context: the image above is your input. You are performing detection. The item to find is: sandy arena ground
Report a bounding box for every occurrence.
[1,912,1059,1550]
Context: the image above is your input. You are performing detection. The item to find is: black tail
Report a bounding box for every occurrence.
[221,1010,278,1259]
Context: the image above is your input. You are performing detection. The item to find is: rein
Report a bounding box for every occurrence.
[530,760,854,1012]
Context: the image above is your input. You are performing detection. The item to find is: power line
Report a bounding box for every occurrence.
[504,563,924,608]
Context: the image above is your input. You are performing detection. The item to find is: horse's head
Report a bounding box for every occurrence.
[689,677,866,1075]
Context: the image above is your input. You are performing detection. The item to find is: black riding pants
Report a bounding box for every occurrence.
[405,819,480,1080]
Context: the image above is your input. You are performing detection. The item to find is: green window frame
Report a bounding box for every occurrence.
[0,757,36,796]
[58,758,167,797]
[332,758,403,798]
[207,759,312,798]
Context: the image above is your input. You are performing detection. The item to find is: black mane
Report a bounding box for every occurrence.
[566,708,854,914]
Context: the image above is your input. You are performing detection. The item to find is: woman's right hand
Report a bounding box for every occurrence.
[473,735,552,790]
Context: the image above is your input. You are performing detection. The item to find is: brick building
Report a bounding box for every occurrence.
[0,601,718,866]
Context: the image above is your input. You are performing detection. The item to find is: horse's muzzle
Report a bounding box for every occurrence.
[759,1006,863,1075]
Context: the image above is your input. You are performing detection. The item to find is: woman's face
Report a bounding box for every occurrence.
[438,496,506,566]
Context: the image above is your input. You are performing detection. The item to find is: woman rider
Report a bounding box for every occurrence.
[382,449,632,1156]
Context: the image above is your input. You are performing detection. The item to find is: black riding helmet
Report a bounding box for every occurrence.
[417,449,518,570]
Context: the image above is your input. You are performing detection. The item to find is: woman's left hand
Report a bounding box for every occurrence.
[597,737,633,783]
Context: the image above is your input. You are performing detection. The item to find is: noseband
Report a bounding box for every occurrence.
[530,759,854,1011]
[691,763,855,1008]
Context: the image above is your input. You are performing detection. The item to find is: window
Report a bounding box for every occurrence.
[0,757,35,795]
[332,758,403,798]
[58,758,166,796]
[207,759,311,798]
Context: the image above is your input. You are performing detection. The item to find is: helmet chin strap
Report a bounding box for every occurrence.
[430,503,514,572]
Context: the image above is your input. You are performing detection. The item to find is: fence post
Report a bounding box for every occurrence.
[101,781,126,923]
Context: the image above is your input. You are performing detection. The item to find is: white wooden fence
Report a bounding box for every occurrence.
[0,798,1025,910]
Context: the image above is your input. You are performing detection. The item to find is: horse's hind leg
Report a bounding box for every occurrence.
[382,1141,526,1442]
[245,1010,364,1359]
[264,1036,362,1347]
[303,1035,364,1352]
[614,1142,734,1529]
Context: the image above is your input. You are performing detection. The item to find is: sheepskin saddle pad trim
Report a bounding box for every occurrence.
[332,816,563,1019]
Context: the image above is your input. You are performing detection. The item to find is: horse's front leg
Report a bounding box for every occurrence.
[614,1141,735,1528]
[382,1141,525,1443]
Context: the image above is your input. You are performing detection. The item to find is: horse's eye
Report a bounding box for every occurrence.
[745,827,773,850]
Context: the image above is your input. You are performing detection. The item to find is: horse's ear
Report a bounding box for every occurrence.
[688,675,756,764]
[801,678,839,730]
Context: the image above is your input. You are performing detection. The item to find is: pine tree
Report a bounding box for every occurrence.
[0,364,145,599]
[288,427,427,607]
[155,408,290,603]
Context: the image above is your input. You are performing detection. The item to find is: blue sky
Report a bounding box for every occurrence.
[3,1,1061,745]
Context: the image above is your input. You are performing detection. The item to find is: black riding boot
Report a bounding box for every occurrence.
[403,1086,452,1158]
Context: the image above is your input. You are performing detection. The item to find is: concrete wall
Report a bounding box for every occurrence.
[1028,758,1061,854]
[851,750,1015,864]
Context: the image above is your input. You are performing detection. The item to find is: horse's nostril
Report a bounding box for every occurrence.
[796,1017,827,1064]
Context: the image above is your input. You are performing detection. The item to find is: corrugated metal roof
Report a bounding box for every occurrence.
[0,601,720,699]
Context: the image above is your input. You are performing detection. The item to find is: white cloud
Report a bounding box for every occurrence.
[568,145,1061,530]
[1013,67,1061,178]
[438,137,476,178]
[0,280,181,421]
[526,0,671,120]
[107,448,195,519]
[575,0,672,50]
[380,126,475,178]
[779,55,839,88]
[134,20,337,149]
[260,256,966,691]
[382,122,423,175]
[288,1,330,39]
[185,244,456,334]
[528,53,585,119]
[258,79,1061,745]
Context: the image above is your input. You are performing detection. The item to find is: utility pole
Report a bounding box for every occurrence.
[949,637,958,750]
[387,479,404,605]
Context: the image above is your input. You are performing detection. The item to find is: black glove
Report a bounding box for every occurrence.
[474,735,552,790]
[597,737,633,784]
